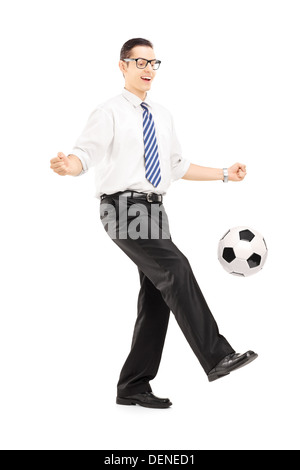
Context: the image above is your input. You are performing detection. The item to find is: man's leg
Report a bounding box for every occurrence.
[112,232,235,375]
[117,267,170,398]
[100,195,235,378]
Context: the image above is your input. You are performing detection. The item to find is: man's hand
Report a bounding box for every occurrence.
[50,152,83,176]
[50,152,71,176]
[228,163,247,182]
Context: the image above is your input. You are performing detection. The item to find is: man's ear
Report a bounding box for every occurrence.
[119,60,126,76]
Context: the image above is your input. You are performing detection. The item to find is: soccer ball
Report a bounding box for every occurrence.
[218,226,268,277]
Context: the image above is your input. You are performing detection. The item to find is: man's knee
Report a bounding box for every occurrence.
[165,251,192,291]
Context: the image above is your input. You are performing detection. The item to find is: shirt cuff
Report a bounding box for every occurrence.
[171,159,191,182]
[69,149,89,176]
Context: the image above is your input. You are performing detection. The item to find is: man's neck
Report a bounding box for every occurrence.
[124,86,147,101]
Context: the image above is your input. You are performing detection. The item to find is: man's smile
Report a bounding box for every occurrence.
[141,75,152,82]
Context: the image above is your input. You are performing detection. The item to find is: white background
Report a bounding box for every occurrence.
[0,0,299,450]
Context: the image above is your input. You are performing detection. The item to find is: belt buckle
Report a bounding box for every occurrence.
[146,192,154,203]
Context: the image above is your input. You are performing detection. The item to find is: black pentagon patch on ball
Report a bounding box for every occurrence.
[239,229,255,242]
[223,247,236,263]
[247,253,261,268]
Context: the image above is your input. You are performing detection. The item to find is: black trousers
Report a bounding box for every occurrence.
[100,192,235,398]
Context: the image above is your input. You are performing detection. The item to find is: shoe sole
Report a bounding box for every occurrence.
[208,353,258,382]
[116,397,172,409]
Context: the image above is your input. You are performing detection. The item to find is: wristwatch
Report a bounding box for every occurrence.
[223,168,228,183]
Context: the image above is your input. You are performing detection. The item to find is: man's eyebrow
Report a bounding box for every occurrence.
[135,57,157,60]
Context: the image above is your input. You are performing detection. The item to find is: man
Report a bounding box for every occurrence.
[50,38,258,409]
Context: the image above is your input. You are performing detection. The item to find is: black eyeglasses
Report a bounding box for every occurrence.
[122,57,161,70]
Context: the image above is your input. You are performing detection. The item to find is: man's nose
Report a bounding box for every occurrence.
[145,62,153,72]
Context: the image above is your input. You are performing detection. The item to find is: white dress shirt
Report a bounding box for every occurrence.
[70,88,191,199]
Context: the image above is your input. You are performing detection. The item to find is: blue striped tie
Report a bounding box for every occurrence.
[141,102,161,187]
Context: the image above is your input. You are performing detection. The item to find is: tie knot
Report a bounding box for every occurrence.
[141,102,149,112]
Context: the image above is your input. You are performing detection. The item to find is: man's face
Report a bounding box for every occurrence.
[119,46,157,98]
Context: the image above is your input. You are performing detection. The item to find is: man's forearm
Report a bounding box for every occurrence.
[182,163,223,181]
[67,154,83,176]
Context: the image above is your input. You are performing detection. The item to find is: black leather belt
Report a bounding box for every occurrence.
[100,190,163,203]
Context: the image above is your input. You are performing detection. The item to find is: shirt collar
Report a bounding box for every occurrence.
[122,87,153,109]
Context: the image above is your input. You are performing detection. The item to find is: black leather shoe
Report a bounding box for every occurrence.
[116,392,172,409]
[208,351,258,382]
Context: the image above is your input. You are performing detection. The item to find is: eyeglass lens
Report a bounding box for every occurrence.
[136,59,160,70]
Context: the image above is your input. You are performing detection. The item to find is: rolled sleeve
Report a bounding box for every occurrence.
[70,106,114,176]
[170,116,191,182]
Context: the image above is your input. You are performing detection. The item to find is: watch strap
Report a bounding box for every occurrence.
[223,168,228,183]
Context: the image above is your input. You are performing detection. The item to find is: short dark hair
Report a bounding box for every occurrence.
[120,38,154,61]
